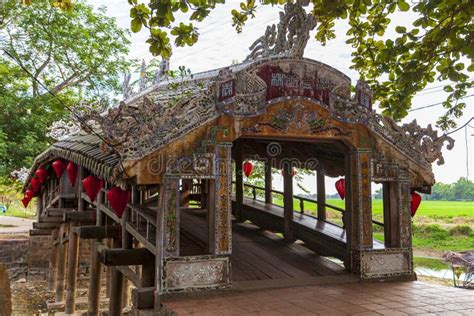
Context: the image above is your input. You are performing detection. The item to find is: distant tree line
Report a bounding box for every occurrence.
[373,178,473,201]
[423,178,473,201]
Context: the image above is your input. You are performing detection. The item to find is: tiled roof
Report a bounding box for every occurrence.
[23,132,122,191]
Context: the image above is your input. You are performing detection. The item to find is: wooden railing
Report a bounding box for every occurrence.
[228,182,384,228]
[129,203,157,243]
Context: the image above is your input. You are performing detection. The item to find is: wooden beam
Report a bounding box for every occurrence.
[33,222,60,229]
[72,225,120,239]
[317,170,327,221]
[98,246,155,266]
[40,216,64,223]
[132,287,155,310]
[29,228,52,236]
[125,223,157,255]
[235,141,244,221]
[63,210,96,223]
[47,207,74,217]
[117,266,141,288]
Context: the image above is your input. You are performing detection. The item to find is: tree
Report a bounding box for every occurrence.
[0,0,131,176]
[125,0,472,130]
[423,178,474,201]
[452,177,474,201]
[1,0,130,99]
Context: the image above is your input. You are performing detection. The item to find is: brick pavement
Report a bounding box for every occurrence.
[163,281,474,315]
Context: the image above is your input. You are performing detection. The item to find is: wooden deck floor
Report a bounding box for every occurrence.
[233,197,384,263]
[180,209,346,283]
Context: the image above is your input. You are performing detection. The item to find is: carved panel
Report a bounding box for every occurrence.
[162,255,230,292]
[360,249,412,278]
[214,144,232,254]
[165,153,216,179]
[349,149,373,250]
[161,177,180,257]
[241,102,351,138]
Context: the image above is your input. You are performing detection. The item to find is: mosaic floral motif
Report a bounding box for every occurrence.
[243,103,349,137]
[163,256,229,291]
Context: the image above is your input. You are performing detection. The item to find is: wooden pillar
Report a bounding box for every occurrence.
[87,191,103,315]
[235,142,244,221]
[36,192,42,222]
[108,238,124,316]
[48,228,59,291]
[282,160,294,241]
[55,223,68,302]
[65,167,83,314]
[141,264,155,288]
[264,160,272,204]
[105,238,112,298]
[122,186,136,309]
[317,169,326,221]
[208,178,216,254]
[347,149,372,273]
[154,183,166,311]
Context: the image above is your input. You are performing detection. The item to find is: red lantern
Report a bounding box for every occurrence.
[82,175,103,202]
[281,167,297,177]
[35,168,48,183]
[52,160,67,178]
[25,189,35,200]
[107,187,130,218]
[335,178,345,200]
[410,191,421,217]
[67,161,78,186]
[31,177,41,192]
[243,161,253,177]
[21,197,31,208]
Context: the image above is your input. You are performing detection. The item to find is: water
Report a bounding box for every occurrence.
[415,266,467,281]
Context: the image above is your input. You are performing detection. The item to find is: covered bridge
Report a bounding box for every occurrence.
[22,3,454,315]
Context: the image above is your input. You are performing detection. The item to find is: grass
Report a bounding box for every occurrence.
[265,195,473,219]
[257,193,474,253]
[413,257,450,271]
[0,201,36,219]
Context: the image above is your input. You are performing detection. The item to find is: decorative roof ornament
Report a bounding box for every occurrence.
[401,120,455,166]
[153,58,170,84]
[122,72,132,100]
[11,167,30,184]
[46,119,81,141]
[245,0,316,61]
[139,59,147,91]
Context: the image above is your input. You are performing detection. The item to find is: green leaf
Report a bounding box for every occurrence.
[131,18,142,32]
[397,1,410,12]
[395,26,406,33]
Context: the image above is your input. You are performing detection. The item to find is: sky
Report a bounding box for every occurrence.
[89,1,472,194]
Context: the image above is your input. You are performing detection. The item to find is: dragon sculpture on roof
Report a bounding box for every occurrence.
[245,0,316,61]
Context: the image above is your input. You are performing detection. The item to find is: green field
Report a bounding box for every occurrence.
[0,200,36,219]
[261,194,474,253]
[269,195,473,219]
